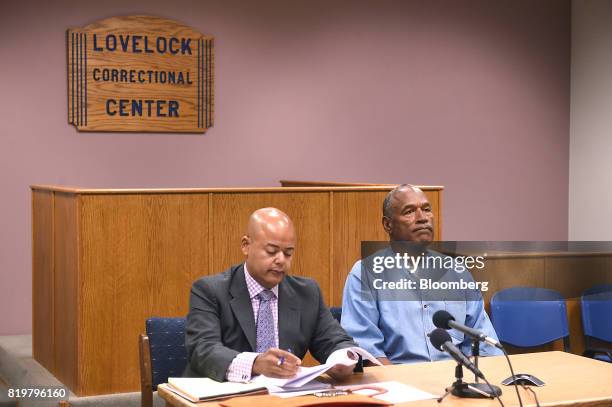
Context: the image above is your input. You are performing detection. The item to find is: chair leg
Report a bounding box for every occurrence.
[562,337,570,353]
[139,334,153,407]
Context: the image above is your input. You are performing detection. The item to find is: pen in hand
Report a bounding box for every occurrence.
[277,348,293,366]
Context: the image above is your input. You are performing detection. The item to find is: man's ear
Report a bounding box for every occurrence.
[382,216,392,235]
[240,235,250,256]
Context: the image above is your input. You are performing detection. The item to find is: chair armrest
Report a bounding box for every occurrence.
[139,333,153,407]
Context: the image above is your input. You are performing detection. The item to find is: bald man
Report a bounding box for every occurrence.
[184,208,357,382]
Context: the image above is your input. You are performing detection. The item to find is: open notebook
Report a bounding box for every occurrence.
[167,377,267,402]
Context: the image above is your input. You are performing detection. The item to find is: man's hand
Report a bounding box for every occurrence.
[326,350,358,381]
[252,348,301,378]
[326,363,354,381]
[376,357,393,365]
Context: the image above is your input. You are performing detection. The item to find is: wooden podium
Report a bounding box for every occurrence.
[31,184,443,396]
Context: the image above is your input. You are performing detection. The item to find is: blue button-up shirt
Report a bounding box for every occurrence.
[341,248,502,363]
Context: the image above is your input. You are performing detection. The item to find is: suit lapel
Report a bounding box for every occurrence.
[229,265,257,350]
[278,279,300,352]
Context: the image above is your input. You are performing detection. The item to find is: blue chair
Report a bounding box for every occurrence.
[139,317,187,407]
[581,284,612,362]
[490,287,569,351]
[330,307,342,323]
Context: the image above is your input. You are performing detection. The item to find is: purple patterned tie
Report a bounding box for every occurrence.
[256,289,275,353]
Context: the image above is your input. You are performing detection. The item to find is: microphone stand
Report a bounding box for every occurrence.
[473,339,481,383]
[468,339,502,397]
[437,363,490,402]
[437,340,502,402]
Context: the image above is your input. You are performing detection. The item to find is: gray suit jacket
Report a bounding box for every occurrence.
[184,264,356,381]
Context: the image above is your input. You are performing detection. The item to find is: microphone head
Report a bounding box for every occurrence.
[433,310,455,329]
[429,328,452,351]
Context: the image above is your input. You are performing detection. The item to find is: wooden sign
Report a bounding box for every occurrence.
[67,16,214,133]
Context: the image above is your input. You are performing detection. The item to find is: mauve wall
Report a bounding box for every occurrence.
[0,0,570,335]
[569,0,612,240]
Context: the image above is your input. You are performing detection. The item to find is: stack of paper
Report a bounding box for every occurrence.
[167,377,267,402]
[168,347,386,402]
[254,346,382,389]
[267,380,331,398]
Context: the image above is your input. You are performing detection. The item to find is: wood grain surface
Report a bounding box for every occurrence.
[158,351,612,407]
[52,193,79,392]
[67,15,214,132]
[79,193,209,394]
[32,189,54,371]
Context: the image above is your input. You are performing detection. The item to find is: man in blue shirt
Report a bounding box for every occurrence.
[341,184,502,365]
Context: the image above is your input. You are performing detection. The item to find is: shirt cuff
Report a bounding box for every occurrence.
[226,352,259,382]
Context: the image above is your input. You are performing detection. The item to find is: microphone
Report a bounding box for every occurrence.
[429,328,485,379]
[433,310,503,349]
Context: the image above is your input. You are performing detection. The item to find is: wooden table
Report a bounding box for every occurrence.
[157,351,612,406]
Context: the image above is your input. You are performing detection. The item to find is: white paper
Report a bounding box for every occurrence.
[254,363,339,388]
[267,381,331,398]
[328,346,383,366]
[253,346,384,389]
[336,381,437,403]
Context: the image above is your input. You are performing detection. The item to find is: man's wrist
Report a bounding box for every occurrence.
[226,352,259,382]
[251,353,263,375]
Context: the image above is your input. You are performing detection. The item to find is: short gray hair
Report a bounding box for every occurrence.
[382,184,414,218]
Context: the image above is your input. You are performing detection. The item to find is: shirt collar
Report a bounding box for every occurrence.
[243,263,279,299]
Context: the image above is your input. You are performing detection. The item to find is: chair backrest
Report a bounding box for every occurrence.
[490,287,569,349]
[581,284,612,343]
[330,307,342,323]
[146,317,188,390]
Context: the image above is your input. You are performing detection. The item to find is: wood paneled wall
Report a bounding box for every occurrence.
[31,185,443,396]
[31,184,612,397]
[32,190,54,372]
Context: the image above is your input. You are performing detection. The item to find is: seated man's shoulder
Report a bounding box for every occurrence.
[347,249,389,279]
[283,275,321,296]
[191,265,241,294]
[349,259,363,272]
[353,247,394,274]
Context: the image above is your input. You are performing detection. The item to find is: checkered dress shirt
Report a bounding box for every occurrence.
[226,264,279,382]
